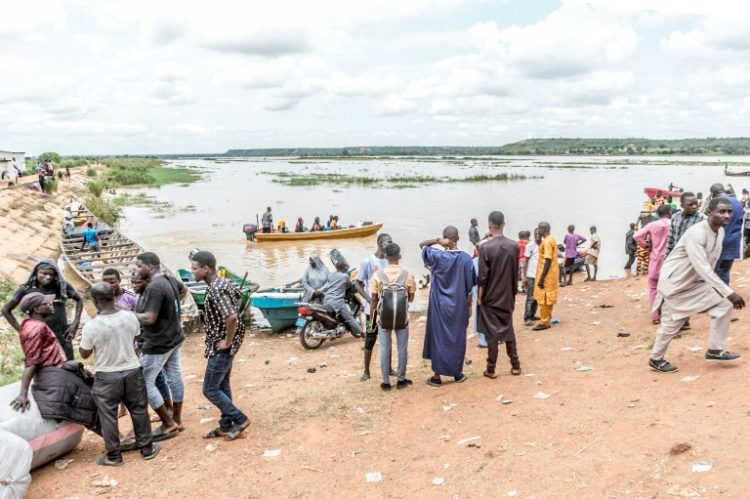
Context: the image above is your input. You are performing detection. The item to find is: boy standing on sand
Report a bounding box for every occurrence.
[584,226,601,282]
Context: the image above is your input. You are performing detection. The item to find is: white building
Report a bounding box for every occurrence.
[0,150,25,182]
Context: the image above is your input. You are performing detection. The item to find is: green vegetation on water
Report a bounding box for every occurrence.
[259,171,540,187]
[496,138,750,156]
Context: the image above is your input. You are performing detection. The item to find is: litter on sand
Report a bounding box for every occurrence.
[199,417,215,424]
[457,436,481,445]
[561,347,574,351]
[205,443,217,453]
[692,460,714,473]
[576,366,594,372]
[263,449,282,458]
[534,391,550,399]
[687,346,703,352]
[681,375,701,382]
[54,458,74,470]
[617,332,631,337]
[91,477,118,488]
[507,491,518,497]
[443,403,457,412]
[432,477,445,486]
[365,472,383,483]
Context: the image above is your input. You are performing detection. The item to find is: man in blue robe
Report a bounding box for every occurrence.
[420,226,477,386]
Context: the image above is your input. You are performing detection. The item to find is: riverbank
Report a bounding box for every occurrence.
[25,264,750,498]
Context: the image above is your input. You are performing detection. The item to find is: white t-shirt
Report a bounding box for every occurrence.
[525,241,539,279]
[80,310,141,372]
[357,254,387,314]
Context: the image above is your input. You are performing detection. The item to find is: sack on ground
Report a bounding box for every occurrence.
[0,429,32,499]
[376,270,409,330]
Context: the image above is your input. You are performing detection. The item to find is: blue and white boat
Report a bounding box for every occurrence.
[251,283,304,333]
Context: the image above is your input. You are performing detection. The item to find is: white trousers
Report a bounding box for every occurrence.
[651,298,732,360]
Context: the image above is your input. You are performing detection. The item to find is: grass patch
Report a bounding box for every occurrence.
[259,171,541,187]
[99,157,203,188]
[85,195,121,225]
[112,192,173,209]
[0,278,24,386]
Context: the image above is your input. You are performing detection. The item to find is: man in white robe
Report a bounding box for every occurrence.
[649,197,745,373]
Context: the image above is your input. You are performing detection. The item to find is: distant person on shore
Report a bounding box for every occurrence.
[624,223,637,278]
[635,204,672,324]
[294,217,305,233]
[533,222,559,331]
[355,233,392,382]
[79,282,160,465]
[562,225,586,286]
[261,207,273,233]
[516,231,530,291]
[584,226,601,282]
[311,217,322,231]
[83,222,101,253]
[102,268,137,311]
[301,256,330,302]
[649,197,744,373]
[477,211,521,378]
[37,169,45,192]
[2,260,84,360]
[420,227,476,387]
[370,243,416,391]
[191,251,250,441]
[469,218,481,254]
[135,252,187,441]
[741,188,749,209]
[710,183,743,284]
[522,229,541,326]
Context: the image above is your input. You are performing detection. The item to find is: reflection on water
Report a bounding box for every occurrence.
[118,155,750,308]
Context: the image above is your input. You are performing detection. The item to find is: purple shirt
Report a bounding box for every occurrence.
[115,290,138,311]
[563,233,586,258]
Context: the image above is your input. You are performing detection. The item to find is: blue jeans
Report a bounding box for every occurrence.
[378,327,409,384]
[155,371,171,402]
[202,350,247,432]
[140,346,184,409]
[715,259,734,285]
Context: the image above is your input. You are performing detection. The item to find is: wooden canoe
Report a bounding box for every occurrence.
[60,198,199,321]
[643,187,682,199]
[177,266,260,308]
[255,223,383,242]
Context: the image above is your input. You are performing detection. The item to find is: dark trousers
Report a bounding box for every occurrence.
[92,367,153,462]
[486,334,520,373]
[52,328,74,361]
[715,258,734,285]
[524,277,538,321]
[261,227,271,233]
[624,251,636,270]
[202,351,247,432]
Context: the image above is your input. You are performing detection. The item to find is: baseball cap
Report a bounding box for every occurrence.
[19,292,54,313]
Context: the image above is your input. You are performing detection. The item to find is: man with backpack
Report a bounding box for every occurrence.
[370,243,416,391]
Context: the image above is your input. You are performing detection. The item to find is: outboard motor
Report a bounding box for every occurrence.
[243,223,258,241]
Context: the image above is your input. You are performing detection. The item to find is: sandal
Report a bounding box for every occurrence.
[511,367,522,376]
[224,420,251,441]
[532,324,550,331]
[142,443,161,461]
[96,456,124,467]
[454,374,467,383]
[203,428,226,439]
[483,370,498,379]
[151,425,179,442]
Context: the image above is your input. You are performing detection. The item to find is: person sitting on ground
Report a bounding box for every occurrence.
[102,268,137,311]
[320,260,363,337]
[83,222,101,253]
[10,293,98,432]
[301,256,330,303]
[79,283,160,466]
[295,217,305,233]
[311,217,322,232]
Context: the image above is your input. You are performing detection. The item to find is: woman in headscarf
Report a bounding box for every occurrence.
[2,260,84,360]
[301,256,330,302]
[295,218,305,233]
[311,217,322,232]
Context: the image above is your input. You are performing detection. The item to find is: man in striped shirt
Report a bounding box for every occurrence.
[666,192,706,256]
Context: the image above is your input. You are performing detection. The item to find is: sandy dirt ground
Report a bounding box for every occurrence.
[22,262,750,499]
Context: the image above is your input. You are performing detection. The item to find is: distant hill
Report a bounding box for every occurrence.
[221,146,496,157]
[493,138,750,155]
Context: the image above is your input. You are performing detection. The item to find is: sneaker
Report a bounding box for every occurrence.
[396,379,412,389]
[705,350,741,362]
[380,383,392,391]
[649,358,678,373]
[454,373,467,383]
[426,376,442,387]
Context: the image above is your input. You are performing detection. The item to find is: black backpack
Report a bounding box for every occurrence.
[376,270,409,330]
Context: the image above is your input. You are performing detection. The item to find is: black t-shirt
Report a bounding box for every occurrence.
[137,275,185,355]
[12,283,77,339]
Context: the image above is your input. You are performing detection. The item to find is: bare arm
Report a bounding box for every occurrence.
[538,259,552,288]
[66,289,84,340]
[1,298,21,332]
[215,313,238,350]
[419,237,441,249]
[136,310,158,326]
[370,294,379,328]
[11,365,37,412]
[354,281,371,303]
[79,347,93,359]
[477,286,484,305]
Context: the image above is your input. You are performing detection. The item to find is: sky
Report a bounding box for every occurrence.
[3,0,750,154]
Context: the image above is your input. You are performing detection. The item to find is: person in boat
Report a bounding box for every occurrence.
[134,252,187,441]
[79,282,161,465]
[63,205,75,235]
[697,192,707,213]
[102,268,137,311]
[355,233,392,382]
[420,226,476,387]
[261,207,273,234]
[311,217,322,232]
[741,188,749,210]
[301,256,330,303]
[83,222,101,253]
[654,190,667,208]
[277,220,288,233]
[2,260,84,361]
[324,215,335,230]
[10,292,98,432]
[190,251,250,441]
[295,218,305,233]
[667,196,678,211]
[320,260,363,337]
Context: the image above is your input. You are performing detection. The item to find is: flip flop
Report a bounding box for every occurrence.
[142,443,161,461]
[224,420,251,441]
[203,428,226,439]
[96,456,124,467]
[151,425,179,442]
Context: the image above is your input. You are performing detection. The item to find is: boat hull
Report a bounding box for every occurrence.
[643,187,682,199]
[177,267,259,308]
[251,292,304,333]
[255,223,382,242]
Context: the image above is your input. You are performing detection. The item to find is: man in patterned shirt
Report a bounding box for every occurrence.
[191,251,250,441]
[666,192,706,256]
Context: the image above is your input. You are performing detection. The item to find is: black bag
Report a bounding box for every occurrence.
[376,270,409,330]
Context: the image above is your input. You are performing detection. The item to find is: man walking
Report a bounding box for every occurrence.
[370,243,416,391]
[584,226,601,281]
[79,283,160,466]
[562,225,586,286]
[135,252,187,441]
[634,205,672,324]
[709,184,744,284]
[477,211,521,378]
[354,233,392,381]
[191,251,250,441]
[261,207,273,233]
[533,222,559,331]
[649,198,744,373]
[420,226,476,386]
[522,229,541,326]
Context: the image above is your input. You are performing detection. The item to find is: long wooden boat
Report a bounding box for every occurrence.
[254,223,383,242]
[723,169,750,177]
[643,187,683,199]
[177,266,260,308]
[60,198,199,321]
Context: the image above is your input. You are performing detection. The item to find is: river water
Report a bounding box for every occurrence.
[118,155,750,310]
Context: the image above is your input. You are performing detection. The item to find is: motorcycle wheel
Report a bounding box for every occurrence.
[300,320,326,350]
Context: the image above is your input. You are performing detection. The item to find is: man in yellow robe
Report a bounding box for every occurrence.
[533,222,559,331]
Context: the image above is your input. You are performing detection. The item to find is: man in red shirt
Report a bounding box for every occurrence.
[10,292,66,411]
